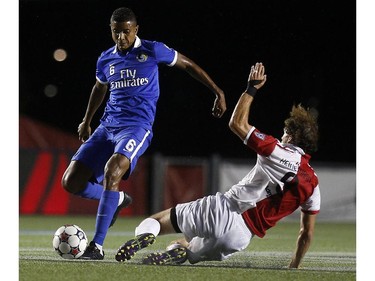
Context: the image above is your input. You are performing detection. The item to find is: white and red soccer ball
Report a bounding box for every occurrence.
[52,224,88,259]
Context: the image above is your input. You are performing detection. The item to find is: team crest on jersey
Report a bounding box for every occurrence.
[136,53,148,62]
[255,131,266,140]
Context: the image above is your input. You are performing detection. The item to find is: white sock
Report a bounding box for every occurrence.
[95,243,104,255]
[135,218,161,237]
[118,191,124,206]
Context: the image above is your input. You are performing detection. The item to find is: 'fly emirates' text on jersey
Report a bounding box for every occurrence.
[95,36,178,130]
[225,127,320,238]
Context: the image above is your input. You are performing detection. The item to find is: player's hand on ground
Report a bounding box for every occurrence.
[78,122,91,142]
[248,62,267,90]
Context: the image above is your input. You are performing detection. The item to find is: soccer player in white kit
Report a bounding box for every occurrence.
[115,62,320,268]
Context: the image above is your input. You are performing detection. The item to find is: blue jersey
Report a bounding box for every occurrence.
[96,36,178,130]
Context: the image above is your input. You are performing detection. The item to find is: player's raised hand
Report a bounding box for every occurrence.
[244,62,267,97]
[249,62,267,89]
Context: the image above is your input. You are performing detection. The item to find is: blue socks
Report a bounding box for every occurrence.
[93,190,119,246]
[75,182,103,200]
[76,184,122,247]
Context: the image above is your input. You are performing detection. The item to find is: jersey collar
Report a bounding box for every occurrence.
[112,36,141,54]
[283,143,306,155]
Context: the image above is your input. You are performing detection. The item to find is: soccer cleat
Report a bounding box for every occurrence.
[80,241,105,260]
[109,192,133,227]
[142,247,187,265]
[115,233,156,262]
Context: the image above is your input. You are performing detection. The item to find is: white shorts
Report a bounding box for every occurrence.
[175,192,253,264]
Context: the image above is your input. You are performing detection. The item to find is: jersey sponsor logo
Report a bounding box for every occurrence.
[136,53,148,62]
[254,131,265,140]
[109,68,150,90]
[110,78,149,89]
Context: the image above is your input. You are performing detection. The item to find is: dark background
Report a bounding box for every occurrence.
[19,0,356,163]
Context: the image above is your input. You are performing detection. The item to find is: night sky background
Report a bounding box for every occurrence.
[19,0,356,163]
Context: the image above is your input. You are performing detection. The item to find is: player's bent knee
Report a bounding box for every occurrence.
[61,170,85,194]
[61,161,93,194]
[61,174,78,194]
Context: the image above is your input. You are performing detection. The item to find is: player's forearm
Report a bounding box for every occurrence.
[229,93,253,140]
[82,85,106,124]
[187,65,223,96]
[177,54,223,97]
[289,231,312,268]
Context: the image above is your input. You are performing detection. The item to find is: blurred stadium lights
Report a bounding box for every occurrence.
[44,84,58,98]
[53,48,67,62]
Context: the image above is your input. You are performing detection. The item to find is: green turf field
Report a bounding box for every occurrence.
[19,215,355,281]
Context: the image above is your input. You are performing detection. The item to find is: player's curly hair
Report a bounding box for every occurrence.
[111,7,137,23]
[284,104,319,154]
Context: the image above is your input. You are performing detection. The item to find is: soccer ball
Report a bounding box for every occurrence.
[52,224,88,259]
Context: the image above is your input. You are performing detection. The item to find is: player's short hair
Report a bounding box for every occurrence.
[111,7,137,24]
[284,104,319,154]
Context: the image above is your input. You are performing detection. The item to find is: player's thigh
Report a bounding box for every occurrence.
[187,217,251,263]
[114,126,152,179]
[71,125,114,183]
[175,193,232,240]
[219,219,252,254]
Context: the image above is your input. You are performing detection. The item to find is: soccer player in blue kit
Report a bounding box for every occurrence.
[61,7,226,260]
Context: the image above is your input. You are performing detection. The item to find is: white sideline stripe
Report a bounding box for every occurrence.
[20,247,356,258]
[19,247,356,261]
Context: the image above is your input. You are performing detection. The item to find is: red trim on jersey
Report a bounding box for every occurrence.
[246,128,278,156]
[241,154,319,238]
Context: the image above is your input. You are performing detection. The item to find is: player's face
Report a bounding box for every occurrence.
[110,20,138,52]
[281,128,292,144]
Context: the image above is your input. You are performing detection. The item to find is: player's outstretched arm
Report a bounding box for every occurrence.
[174,53,226,118]
[289,212,317,268]
[229,62,267,141]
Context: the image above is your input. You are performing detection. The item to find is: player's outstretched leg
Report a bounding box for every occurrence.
[115,233,156,262]
[142,247,187,265]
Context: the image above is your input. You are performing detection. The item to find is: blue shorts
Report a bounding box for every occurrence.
[72,124,153,184]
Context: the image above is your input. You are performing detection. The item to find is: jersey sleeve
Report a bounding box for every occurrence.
[95,52,108,84]
[153,41,178,66]
[244,127,278,156]
[301,185,321,214]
